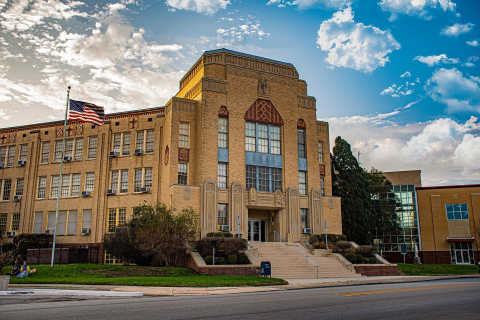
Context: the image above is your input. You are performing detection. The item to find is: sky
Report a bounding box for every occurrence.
[0,0,479,186]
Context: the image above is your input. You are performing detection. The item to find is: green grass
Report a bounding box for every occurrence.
[397,263,479,276]
[3,263,286,287]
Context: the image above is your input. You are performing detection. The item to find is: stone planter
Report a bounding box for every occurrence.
[312,249,332,257]
[0,275,10,291]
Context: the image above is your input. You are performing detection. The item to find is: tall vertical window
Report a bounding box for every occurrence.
[0,213,7,234]
[258,167,269,192]
[63,139,82,160]
[110,171,119,192]
[82,209,92,229]
[48,210,76,235]
[318,141,324,164]
[113,133,131,156]
[245,122,256,152]
[61,175,70,197]
[120,170,128,193]
[179,123,189,147]
[6,146,15,166]
[300,209,309,230]
[218,118,228,148]
[135,131,144,152]
[15,178,24,196]
[37,177,47,199]
[123,133,131,155]
[54,141,63,162]
[217,204,228,226]
[145,130,154,153]
[19,144,28,162]
[270,126,281,155]
[86,173,95,192]
[246,165,256,190]
[272,168,282,192]
[258,124,269,153]
[71,174,81,197]
[178,163,188,185]
[51,176,60,198]
[11,213,20,231]
[134,168,153,192]
[33,212,43,234]
[297,129,306,158]
[320,177,325,196]
[41,142,50,163]
[1,179,12,201]
[299,171,307,195]
[218,163,227,188]
[74,138,83,160]
[108,208,127,232]
[88,136,97,159]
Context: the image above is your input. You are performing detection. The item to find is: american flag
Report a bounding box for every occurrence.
[68,99,105,126]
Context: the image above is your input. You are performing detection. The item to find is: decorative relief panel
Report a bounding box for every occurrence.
[202,77,227,94]
[319,164,326,176]
[218,106,229,118]
[224,53,298,78]
[172,98,197,113]
[75,124,83,136]
[246,189,286,209]
[298,95,316,110]
[244,99,283,126]
[297,119,306,129]
[129,117,139,129]
[329,198,335,209]
[56,127,64,138]
[317,122,328,133]
[248,188,257,203]
[178,148,190,163]
[8,133,15,144]
[183,187,191,200]
[226,65,297,87]
[258,79,269,97]
[184,81,201,100]
[0,135,6,144]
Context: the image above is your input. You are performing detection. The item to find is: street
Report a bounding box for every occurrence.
[1,278,479,320]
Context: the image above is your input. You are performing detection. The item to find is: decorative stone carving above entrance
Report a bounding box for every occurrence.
[246,189,285,209]
[248,188,257,203]
[274,190,284,206]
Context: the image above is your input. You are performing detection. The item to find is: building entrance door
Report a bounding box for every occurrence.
[248,219,266,242]
[450,242,475,265]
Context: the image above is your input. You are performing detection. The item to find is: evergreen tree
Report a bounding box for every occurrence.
[332,136,375,244]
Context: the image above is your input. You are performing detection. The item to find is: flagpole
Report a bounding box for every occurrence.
[51,86,71,267]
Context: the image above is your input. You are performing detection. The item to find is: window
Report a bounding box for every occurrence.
[1,179,12,201]
[33,212,43,234]
[134,168,153,192]
[245,122,256,152]
[258,124,269,153]
[110,171,118,192]
[446,204,469,220]
[41,142,50,163]
[51,174,81,198]
[0,213,7,234]
[299,171,307,195]
[298,129,306,158]
[19,144,28,162]
[179,123,189,147]
[74,139,83,160]
[135,131,144,152]
[218,118,228,148]
[56,138,83,161]
[300,209,309,229]
[110,170,128,194]
[113,132,131,156]
[85,173,95,192]
[218,204,228,226]
[318,141,324,164]
[37,177,47,199]
[1,146,16,166]
[88,136,97,159]
[134,130,154,154]
[270,126,281,155]
[178,163,188,185]
[246,166,282,192]
[108,208,127,232]
[54,141,63,162]
[15,178,24,196]
[82,209,92,229]
[11,213,20,231]
[320,177,325,196]
[61,175,70,197]
[71,174,81,197]
[218,163,227,188]
[105,252,124,265]
[47,210,77,235]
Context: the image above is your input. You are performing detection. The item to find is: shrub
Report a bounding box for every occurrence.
[204,255,214,265]
[313,242,326,249]
[206,232,233,238]
[357,245,374,257]
[310,234,347,245]
[238,253,250,264]
[369,257,378,264]
[345,253,357,264]
[227,254,238,264]
[216,257,226,265]
[355,254,364,264]
[13,233,53,257]
[195,237,247,258]
[335,241,353,254]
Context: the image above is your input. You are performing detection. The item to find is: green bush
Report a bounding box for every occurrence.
[355,254,364,264]
[227,254,238,264]
[311,234,347,245]
[357,245,374,257]
[238,253,250,264]
[195,237,247,258]
[369,257,378,264]
[335,241,353,254]
[345,254,357,264]
[204,255,214,265]
[216,257,226,265]
[13,233,53,257]
[205,232,233,238]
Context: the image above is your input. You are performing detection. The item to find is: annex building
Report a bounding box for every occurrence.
[0,49,342,261]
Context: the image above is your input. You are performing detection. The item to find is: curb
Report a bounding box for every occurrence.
[0,289,143,297]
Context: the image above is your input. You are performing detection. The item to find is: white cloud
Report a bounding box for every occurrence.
[440,22,474,37]
[467,39,480,47]
[216,13,270,46]
[166,0,231,15]
[381,77,416,97]
[400,71,411,78]
[267,0,353,9]
[414,54,460,66]
[378,0,456,21]
[324,112,480,185]
[316,6,400,73]
[425,68,480,113]
[402,99,422,109]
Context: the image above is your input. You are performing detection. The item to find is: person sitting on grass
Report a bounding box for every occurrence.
[10,259,21,277]
[17,261,30,278]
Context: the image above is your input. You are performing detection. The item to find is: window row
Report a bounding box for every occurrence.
[32,210,92,235]
[245,122,281,154]
[0,213,20,234]
[110,168,152,194]
[246,165,282,192]
[37,173,95,199]
[112,130,154,155]
[446,203,469,220]
[0,179,24,201]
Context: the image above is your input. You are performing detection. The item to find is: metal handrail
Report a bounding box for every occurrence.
[273,231,319,278]
[301,240,314,251]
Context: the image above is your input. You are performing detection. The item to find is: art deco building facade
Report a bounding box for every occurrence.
[0,49,342,251]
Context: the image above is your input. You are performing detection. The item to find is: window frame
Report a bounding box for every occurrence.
[11,213,20,232]
[50,173,81,198]
[19,144,28,162]
[87,136,98,159]
[85,172,95,192]
[318,141,324,164]
[245,166,282,193]
[15,178,24,196]
[218,162,228,189]
[47,210,77,235]
[107,208,127,233]
[300,208,309,230]
[297,129,306,158]
[299,171,307,195]
[446,203,469,220]
[179,123,189,148]
[178,163,188,185]
[113,132,131,156]
[0,179,12,201]
[245,122,282,155]
[37,177,47,199]
[134,168,153,192]
[218,118,228,149]
[217,203,228,226]
[41,141,50,163]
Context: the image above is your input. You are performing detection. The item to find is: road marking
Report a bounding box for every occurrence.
[336,283,480,297]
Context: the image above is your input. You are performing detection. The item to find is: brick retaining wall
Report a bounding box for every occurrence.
[353,264,398,276]
[186,253,260,276]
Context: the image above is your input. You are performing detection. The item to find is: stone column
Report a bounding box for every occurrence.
[287,186,300,242]
[310,188,323,234]
[230,181,246,238]
[201,179,217,237]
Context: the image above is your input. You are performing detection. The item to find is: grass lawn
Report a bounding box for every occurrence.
[397,263,479,276]
[2,263,287,287]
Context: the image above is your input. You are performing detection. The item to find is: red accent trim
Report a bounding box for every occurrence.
[447,238,475,242]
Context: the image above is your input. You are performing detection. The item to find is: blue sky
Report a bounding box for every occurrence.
[0,0,479,185]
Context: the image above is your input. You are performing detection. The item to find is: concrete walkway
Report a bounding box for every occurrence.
[4,275,480,297]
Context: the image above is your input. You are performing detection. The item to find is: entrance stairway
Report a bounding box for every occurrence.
[250,242,362,279]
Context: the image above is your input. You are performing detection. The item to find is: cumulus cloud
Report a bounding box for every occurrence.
[467,39,480,47]
[414,54,460,66]
[425,68,480,113]
[317,6,400,73]
[378,0,456,21]
[324,112,480,185]
[166,0,230,15]
[440,22,474,37]
[267,0,352,9]
[216,13,270,46]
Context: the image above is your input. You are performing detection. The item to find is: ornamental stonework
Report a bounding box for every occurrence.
[244,99,283,126]
[297,119,306,129]
[129,117,139,129]
[75,124,83,136]
[319,164,325,176]
[56,127,64,138]
[258,79,269,97]
[8,133,15,144]
[164,145,169,165]
[218,106,229,118]
[178,148,190,162]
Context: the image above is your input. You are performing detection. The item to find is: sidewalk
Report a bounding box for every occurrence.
[4,274,480,297]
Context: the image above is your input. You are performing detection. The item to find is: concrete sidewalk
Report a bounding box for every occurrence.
[3,274,479,297]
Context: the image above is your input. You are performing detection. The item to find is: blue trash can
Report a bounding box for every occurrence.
[261,261,271,277]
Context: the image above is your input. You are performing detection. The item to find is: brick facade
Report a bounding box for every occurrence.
[353,265,399,276]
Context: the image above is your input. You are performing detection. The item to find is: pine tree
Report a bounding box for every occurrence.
[332,136,375,244]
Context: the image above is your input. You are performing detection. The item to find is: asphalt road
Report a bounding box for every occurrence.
[1,278,480,320]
